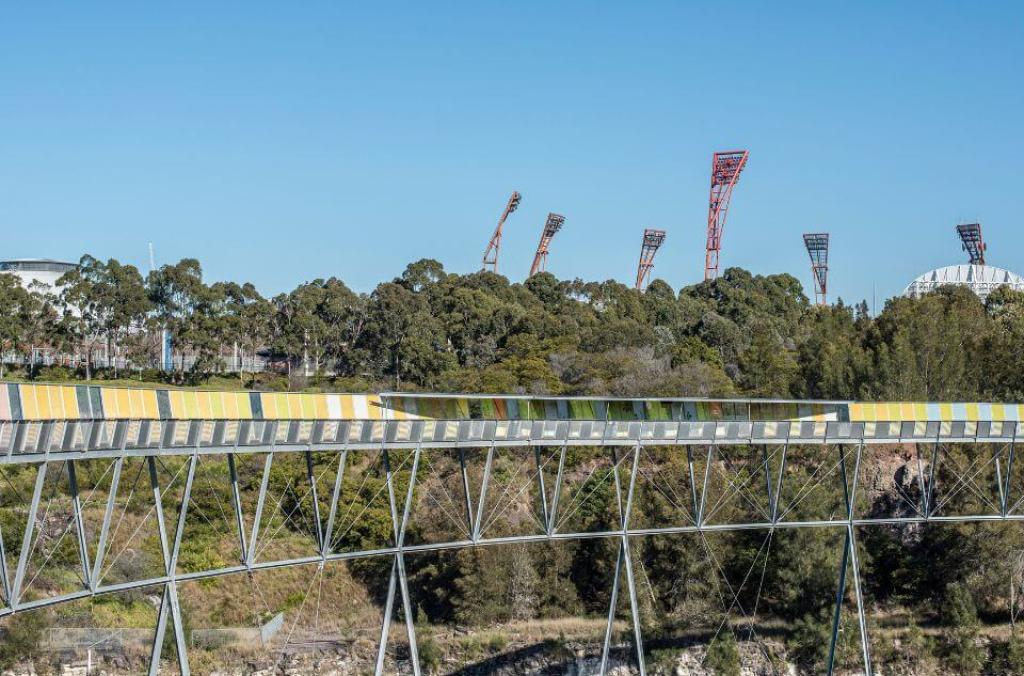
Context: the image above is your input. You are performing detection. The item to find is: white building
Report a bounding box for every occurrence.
[0,258,78,293]
[903,264,1024,302]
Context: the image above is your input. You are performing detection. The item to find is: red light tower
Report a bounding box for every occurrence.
[482,191,522,274]
[635,228,666,290]
[803,233,829,305]
[528,213,565,277]
[704,150,749,281]
[956,223,986,265]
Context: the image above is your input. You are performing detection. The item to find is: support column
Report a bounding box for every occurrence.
[472,444,495,542]
[457,447,474,535]
[548,445,567,535]
[322,450,348,558]
[12,461,48,607]
[305,450,324,554]
[246,453,274,568]
[227,454,248,562]
[92,456,124,592]
[148,453,196,676]
[67,459,92,589]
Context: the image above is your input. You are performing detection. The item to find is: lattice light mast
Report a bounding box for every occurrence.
[803,232,830,306]
[528,212,565,277]
[957,223,986,265]
[635,228,666,290]
[482,191,522,274]
[704,150,750,281]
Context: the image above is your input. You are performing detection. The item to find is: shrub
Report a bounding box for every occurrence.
[706,628,741,676]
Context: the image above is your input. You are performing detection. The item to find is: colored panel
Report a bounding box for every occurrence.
[100,388,118,420]
[249,392,263,419]
[157,390,171,419]
[0,385,9,421]
[314,395,328,420]
[76,385,91,418]
[168,390,186,419]
[20,384,40,420]
[235,392,252,419]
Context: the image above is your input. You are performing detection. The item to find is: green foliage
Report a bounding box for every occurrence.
[942,581,986,674]
[705,628,741,676]
[0,611,46,668]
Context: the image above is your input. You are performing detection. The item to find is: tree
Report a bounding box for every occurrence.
[0,274,33,378]
[58,255,151,377]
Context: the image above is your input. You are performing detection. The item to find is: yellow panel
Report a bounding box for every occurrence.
[966,403,979,421]
[900,403,915,421]
[223,393,238,419]
[939,403,953,422]
[210,392,225,419]
[849,403,864,421]
[183,391,200,419]
[100,389,117,419]
[119,389,133,418]
[139,390,152,418]
[992,404,1006,422]
[314,395,328,420]
[299,394,315,419]
[260,394,276,420]
[367,395,383,420]
[18,385,37,420]
[60,386,73,419]
[914,403,928,421]
[339,395,354,419]
[239,393,254,419]
[169,390,186,419]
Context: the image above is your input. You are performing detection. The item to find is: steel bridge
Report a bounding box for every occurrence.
[1,384,1022,674]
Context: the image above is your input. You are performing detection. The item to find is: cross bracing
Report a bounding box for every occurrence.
[1,386,1024,674]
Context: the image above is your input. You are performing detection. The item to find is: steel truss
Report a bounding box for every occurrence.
[0,419,1020,675]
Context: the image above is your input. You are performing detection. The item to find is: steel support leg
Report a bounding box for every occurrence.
[0,508,9,606]
[12,461,48,607]
[534,447,550,530]
[472,444,495,542]
[246,453,274,567]
[67,459,92,588]
[92,455,124,592]
[548,445,567,535]
[458,447,474,534]
[374,559,400,676]
[599,546,624,675]
[227,454,249,562]
[149,454,196,676]
[322,450,348,558]
[383,447,422,676]
[826,529,852,674]
[845,442,872,675]
[305,450,325,554]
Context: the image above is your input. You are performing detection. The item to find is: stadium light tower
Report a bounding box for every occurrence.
[956,223,986,265]
[528,213,565,277]
[635,228,666,290]
[803,233,830,306]
[482,191,522,274]
[704,150,749,281]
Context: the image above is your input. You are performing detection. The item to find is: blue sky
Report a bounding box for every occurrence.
[2,3,1022,306]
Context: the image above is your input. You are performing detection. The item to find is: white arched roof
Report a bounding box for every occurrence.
[904,264,1024,301]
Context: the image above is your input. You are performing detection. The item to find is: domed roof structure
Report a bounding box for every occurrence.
[904,264,1024,301]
